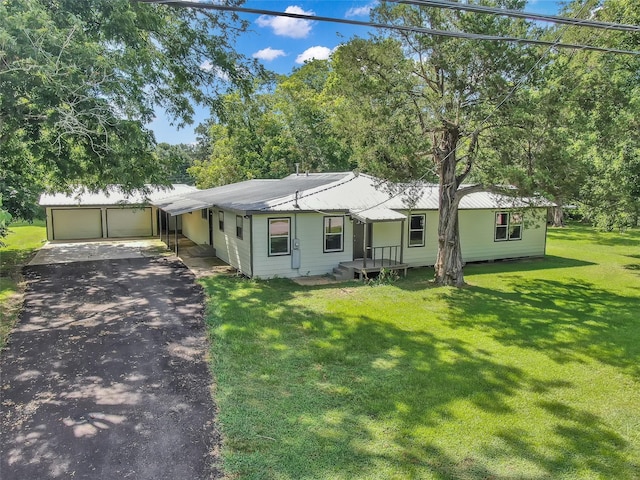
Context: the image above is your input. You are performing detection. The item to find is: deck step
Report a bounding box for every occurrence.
[331,264,354,281]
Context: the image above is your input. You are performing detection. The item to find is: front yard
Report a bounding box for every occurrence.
[201,225,640,479]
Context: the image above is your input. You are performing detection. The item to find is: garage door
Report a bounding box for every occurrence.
[106,207,153,238]
[52,209,103,240]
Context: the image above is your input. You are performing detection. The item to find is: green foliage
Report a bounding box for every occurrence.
[201,224,640,479]
[0,0,258,220]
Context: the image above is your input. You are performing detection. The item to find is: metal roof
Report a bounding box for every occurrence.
[148,172,552,217]
[350,206,407,223]
[39,184,197,207]
[155,173,352,215]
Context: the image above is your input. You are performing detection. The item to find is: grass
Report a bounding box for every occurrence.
[201,224,640,480]
[0,220,47,349]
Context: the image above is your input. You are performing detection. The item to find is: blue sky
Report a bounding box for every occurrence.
[149,0,563,144]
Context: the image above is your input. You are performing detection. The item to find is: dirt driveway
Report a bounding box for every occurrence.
[0,256,220,479]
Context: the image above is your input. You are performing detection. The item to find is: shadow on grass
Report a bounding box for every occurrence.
[443,277,640,378]
[202,276,639,479]
[547,225,640,247]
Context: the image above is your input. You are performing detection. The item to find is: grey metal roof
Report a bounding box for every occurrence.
[155,173,352,215]
[350,206,407,223]
[151,172,552,216]
[39,184,197,207]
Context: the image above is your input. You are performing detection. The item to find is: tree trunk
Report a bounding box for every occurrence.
[433,129,465,287]
[551,204,564,227]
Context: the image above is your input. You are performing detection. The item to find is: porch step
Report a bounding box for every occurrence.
[331,264,354,281]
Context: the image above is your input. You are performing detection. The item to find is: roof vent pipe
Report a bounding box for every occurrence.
[295,163,300,176]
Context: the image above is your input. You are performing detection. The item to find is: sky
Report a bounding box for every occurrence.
[148,0,563,145]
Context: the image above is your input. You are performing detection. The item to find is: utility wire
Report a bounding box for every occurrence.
[391,0,640,32]
[135,0,640,56]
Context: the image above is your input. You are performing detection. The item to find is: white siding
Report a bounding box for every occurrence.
[401,211,440,267]
[182,209,210,245]
[213,209,252,276]
[252,213,353,279]
[459,208,547,262]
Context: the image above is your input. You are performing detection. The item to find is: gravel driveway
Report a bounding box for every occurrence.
[0,256,220,479]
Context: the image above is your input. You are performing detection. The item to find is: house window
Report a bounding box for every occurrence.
[236,215,243,239]
[324,216,344,252]
[218,211,224,231]
[409,214,425,247]
[495,212,523,241]
[269,218,290,256]
[201,208,208,220]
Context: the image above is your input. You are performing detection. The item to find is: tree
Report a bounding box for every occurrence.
[0,0,257,222]
[330,1,538,286]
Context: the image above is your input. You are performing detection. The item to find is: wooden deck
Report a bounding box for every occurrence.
[340,259,409,280]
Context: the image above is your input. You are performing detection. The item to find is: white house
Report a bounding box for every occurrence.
[151,172,550,279]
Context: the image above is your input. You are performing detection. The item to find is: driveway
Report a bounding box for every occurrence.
[0,256,220,479]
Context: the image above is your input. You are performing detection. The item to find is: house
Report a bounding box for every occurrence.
[151,172,550,279]
[39,184,197,241]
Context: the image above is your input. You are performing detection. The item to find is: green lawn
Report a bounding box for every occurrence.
[0,220,47,349]
[201,224,640,480]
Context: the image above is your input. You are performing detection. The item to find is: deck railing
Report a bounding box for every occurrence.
[363,245,401,268]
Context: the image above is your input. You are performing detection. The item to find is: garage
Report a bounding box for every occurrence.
[51,208,103,240]
[40,185,197,242]
[106,207,153,238]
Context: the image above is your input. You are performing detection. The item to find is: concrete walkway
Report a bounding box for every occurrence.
[29,239,168,265]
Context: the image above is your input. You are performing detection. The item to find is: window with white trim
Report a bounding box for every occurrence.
[201,208,208,220]
[324,216,344,252]
[218,211,224,231]
[236,215,243,239]
[408,214,425,247]
[495,212,523,241]
[269,218,290,256]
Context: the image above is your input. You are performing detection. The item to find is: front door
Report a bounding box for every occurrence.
[353,222,372,260]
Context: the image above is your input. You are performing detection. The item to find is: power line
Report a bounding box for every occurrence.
[135,0,640,56]
[391,0,640,33]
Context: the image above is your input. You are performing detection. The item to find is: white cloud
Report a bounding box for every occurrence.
[345,3,376,18]
[256,6,315,39]
[253,47,287,61]
[200,60,230,81]
[295,46,333,64]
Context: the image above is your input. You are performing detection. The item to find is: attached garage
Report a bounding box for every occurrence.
[40,184,197,242]
[51,208,103,240]
[106,207,153,238]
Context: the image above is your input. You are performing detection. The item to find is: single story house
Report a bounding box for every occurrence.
[151,172,550,279]
[39,184,197,241]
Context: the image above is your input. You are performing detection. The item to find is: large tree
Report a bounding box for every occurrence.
[331,1,539,286]
[0,0,257,220]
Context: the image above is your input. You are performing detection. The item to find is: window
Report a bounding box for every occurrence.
[409,214,425,247]
[495,212,523,241]
[324,216,344,252]
[269,218,290,256]
[201,208,208,220]
[218,211,224,231]
[236,215,243,239]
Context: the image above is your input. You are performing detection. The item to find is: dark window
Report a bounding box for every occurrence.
[201,208,208,220]
[236,215,243,239]
[495,212,522,241]
[218,211,224,231]
[324,216,344,252]
[409,214,425,247]
[269,218,290,256]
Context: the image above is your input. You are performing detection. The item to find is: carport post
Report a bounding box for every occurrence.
[174,223,178,256]
[159,210,163,240]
